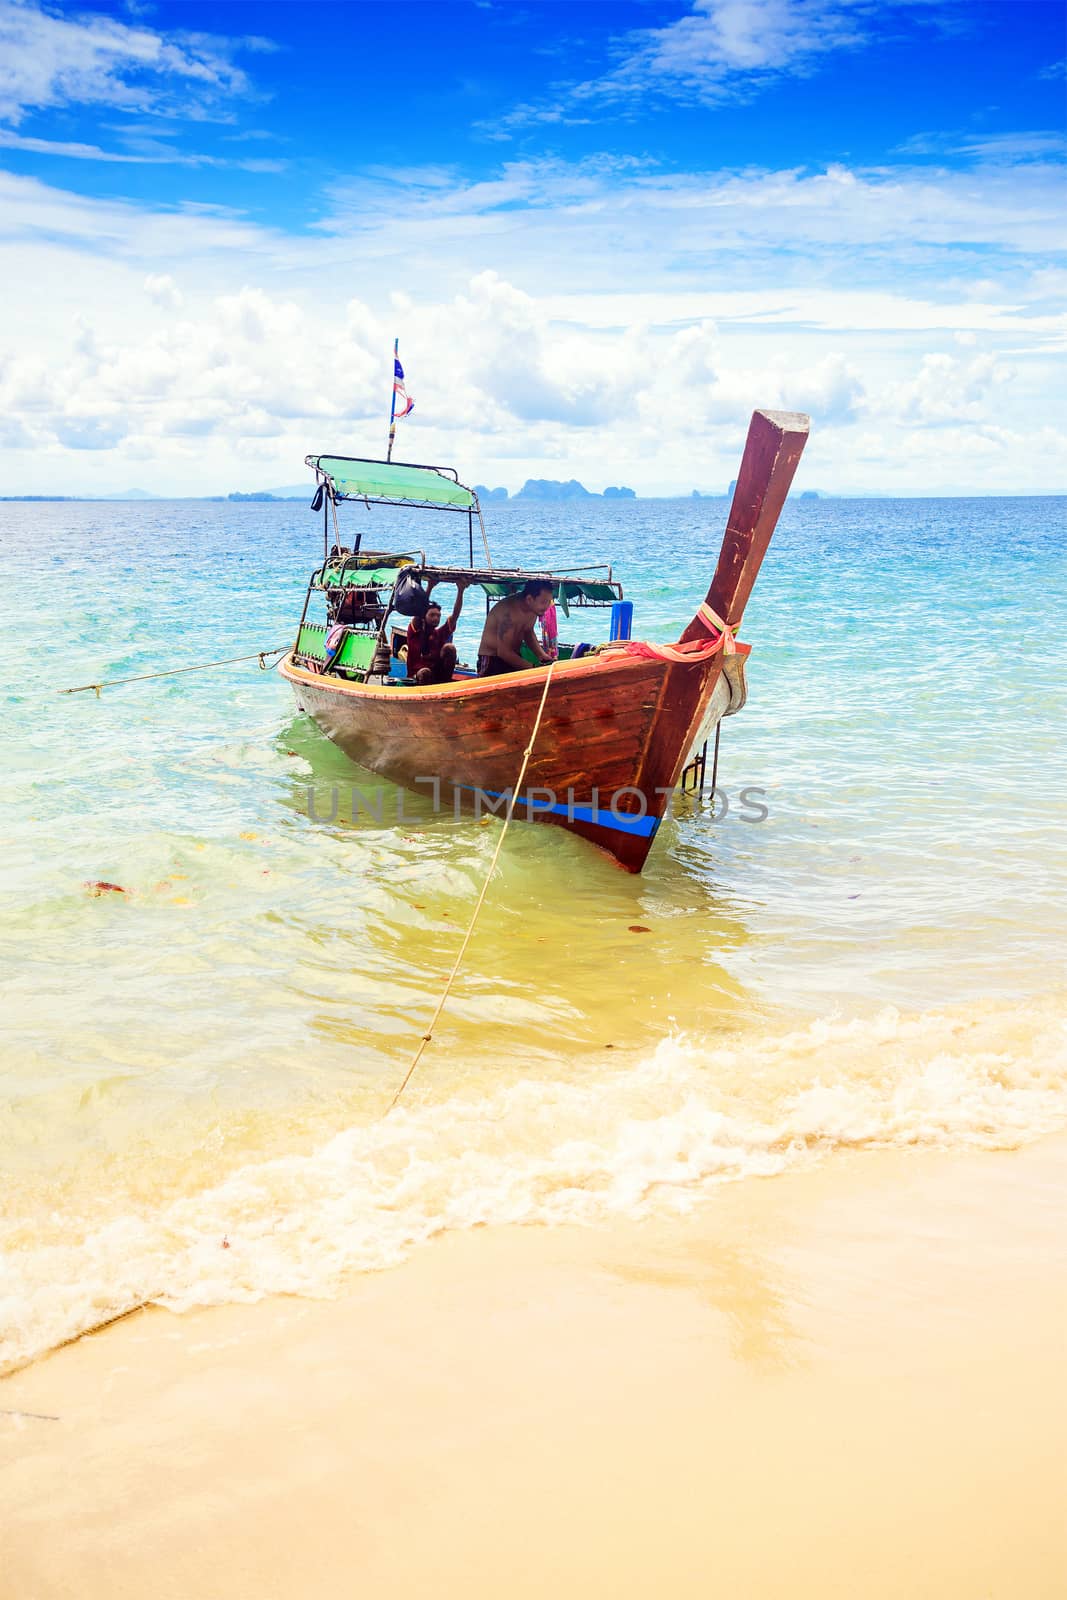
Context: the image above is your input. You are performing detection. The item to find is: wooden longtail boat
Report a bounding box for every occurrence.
[280,408,809,872]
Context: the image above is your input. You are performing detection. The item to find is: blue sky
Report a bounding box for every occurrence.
[0,0,1063,494]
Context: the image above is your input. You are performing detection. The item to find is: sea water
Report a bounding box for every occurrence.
[1,493,1065,1369]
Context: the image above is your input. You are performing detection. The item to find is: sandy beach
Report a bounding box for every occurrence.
[3,1135,1064,1599]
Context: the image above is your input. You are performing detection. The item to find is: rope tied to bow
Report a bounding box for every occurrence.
[598,603,740,667]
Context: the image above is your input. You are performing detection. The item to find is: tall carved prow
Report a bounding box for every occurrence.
[681,409,809,643]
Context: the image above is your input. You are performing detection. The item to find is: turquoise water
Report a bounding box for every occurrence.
[2,493,1066,1368]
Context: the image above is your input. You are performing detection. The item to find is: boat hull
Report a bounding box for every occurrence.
[280,647,740,871]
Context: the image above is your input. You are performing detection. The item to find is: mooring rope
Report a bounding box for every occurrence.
[387,659,557,1113]
[0,1301,153,1380]
[57,646,290,697]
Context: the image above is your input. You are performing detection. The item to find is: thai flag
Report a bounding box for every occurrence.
[393,358,414,418]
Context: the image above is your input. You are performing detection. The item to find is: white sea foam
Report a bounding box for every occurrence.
[3,997,1066,1374]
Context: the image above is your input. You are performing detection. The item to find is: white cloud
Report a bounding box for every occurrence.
[887,350,1014,424]
[494,0,959,128]
[781,351,867,420]
[144,273,183,309]
[0,168,280,259]
[0,127,157,161]
[2,151,1062,300]
[1,266,1051,495]
[0,150,1062,495]
[615,0,864,85]
[0,125,288,169]
[0,0,260,125]
[897,129,1066,162]
[53,406,128,450]
[313,155,1067,279]
[0,277,390,472]
[440,271,649,426]
[0,413,33,447]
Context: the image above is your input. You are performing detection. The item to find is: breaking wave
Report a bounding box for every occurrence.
[3,995,1066,1373]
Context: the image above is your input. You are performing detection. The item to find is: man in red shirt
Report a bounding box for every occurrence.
[406,581,468,685]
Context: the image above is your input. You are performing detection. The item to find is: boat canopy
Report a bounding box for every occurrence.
[481,574,619,604]
[306,454,478,511]
[315,559,622,605]
[318,563,425,589]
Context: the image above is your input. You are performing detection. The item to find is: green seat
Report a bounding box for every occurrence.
[297,623,327,661]
[296,624,378,675]
[335,633,377,672]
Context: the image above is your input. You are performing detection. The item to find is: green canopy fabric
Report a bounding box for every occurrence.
[482,577,618,603]
[321,564,418,588]
[309,456,476,510]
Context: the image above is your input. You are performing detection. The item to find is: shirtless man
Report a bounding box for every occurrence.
[477,580,556,676]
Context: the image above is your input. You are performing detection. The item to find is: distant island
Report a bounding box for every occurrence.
[691,483,821,499]
[474,485,509,501]
[514,479,636,501]
[516,479,592,501]
[0,489,157,502]
[228,483,311,500]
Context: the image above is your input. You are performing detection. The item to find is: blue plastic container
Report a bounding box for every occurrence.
[609,600,633,642]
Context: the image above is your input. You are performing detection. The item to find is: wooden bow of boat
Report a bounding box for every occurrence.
[281,408,810,872]
[682,409,810,644]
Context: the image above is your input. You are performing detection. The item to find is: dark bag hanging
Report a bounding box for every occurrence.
[393,570,429,617]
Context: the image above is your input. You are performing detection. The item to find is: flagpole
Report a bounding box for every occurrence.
[387,336,398,462]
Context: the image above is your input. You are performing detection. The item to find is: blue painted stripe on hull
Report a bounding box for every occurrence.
[456,787,659,838]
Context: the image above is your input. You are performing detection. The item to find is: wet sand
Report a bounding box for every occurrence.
[2,1137,1065,1599]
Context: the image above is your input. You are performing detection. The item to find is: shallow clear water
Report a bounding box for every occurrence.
[2,492,1065,1367]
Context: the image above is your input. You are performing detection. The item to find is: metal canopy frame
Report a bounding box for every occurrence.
[312,560,623,605]
[414,564,622,605]
[306,453,491,567]
[305,453,477,513]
